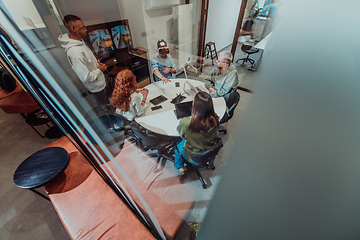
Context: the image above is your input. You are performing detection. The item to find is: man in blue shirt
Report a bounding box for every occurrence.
[151,39,176,83]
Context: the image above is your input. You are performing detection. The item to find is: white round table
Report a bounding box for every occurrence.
[135,78,226,136]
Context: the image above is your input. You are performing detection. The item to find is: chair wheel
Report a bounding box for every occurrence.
[202,184,207,189]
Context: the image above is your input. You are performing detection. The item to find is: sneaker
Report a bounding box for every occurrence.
[178,167,186,174]
[107,127,115,133]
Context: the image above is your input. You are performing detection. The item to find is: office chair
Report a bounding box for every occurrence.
[236,44,259,68]
[219,91,241,134]
[179,138,223,189]
[129,122,175,166]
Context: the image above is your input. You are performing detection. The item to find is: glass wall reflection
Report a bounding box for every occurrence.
[0,0,274,239]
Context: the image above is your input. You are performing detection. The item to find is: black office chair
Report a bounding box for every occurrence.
[179,138,223,189]
[219,91,241,134]
[236,44,259,68]
[129,122,175,166]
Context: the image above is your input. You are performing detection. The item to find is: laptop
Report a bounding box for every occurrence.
[186,80,204,94]
[174,101,193,119]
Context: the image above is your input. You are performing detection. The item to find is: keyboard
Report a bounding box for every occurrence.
[171,94,186,104]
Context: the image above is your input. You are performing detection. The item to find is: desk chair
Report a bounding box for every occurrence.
[129,122,174,166]
[236,44,259,68]
[219,91,241,134]
[179,138,223,189]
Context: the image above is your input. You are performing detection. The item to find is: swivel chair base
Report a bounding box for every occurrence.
[179,163,215,189]
[236,45,259,68]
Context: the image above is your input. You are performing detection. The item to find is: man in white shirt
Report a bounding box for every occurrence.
[58,14,108,114]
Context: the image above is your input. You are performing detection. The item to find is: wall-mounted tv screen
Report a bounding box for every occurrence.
[85,19,133,59]
[88,29,114,55]
[111,25,132,49]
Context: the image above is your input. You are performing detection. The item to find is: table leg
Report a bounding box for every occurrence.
[29,188,50,201]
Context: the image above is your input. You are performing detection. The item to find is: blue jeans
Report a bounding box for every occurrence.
[174,139,200,169]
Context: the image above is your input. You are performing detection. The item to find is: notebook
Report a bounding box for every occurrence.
[174,101,193,119]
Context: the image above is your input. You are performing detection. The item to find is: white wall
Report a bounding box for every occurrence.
[3,0,45,30]
[121,0,147,49]
[141,6,175,58]
[205,0,242,51]
[62,0,122,26]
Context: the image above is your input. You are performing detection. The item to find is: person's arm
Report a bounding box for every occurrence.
[210,71,239,98]
[133,92,145,117]
[70,55,103,84]
[176,118,189,139]
[151,57,170,83]
[204,70,216,89]
[138,88,149,105]
[170,57,177,74]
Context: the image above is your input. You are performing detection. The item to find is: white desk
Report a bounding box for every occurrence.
[238,35,255,46]
[254,32,272,50]
[135,79,226,136]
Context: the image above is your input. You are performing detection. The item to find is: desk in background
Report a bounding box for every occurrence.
[136,79,226,136]
[254,32,272,50]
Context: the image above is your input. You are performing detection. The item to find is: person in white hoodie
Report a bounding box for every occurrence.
[58,14,108,114]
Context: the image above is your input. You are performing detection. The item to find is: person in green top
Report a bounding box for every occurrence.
[175,92,220,174]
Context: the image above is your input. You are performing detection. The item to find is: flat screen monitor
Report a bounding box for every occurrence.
[88,29,114,56]
[85,19,133,60]
[111,24,132,49]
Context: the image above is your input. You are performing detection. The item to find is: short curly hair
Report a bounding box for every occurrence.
[111,69,138,112]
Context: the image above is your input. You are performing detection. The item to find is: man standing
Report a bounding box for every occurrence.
[151,39,176,83]
[205,51,239,99]
[58,14,108,113]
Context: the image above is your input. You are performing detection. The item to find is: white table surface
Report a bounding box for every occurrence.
[135,78,226,136]
[254,32,272,50]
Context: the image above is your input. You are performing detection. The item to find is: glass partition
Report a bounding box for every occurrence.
[0,0,263,239]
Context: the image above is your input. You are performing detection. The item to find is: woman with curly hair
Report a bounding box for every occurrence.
[111,69,148,121]
[175,92,219,174]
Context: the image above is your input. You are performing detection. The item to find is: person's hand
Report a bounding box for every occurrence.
[139,88,149,103]
[139,88,148,92]
[97,60,107,72]
[208,87,216,93]
[162,77,171,84]
[136,88,148,92]
[163,67,170,74]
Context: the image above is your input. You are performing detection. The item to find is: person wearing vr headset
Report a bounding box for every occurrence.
[151,39,176,83]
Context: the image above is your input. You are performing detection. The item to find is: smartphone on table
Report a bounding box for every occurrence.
[151,105,163,111]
